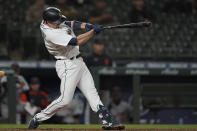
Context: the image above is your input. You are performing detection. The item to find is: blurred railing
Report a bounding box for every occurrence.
[90,66,197,123]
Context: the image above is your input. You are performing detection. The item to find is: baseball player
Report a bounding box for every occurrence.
[28,7,125,130]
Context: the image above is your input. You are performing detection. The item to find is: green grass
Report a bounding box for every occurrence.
[0,124,197,129]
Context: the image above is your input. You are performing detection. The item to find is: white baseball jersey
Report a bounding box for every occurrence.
[40,21,80,59]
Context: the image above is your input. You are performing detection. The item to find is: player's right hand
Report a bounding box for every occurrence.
[93,25,104,34]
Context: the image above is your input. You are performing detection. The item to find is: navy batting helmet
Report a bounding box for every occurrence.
[42,7,67,24]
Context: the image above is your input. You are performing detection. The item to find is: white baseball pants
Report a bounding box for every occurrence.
[35,57,103,122]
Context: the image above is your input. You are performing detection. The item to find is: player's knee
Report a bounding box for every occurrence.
[59,98,72,106]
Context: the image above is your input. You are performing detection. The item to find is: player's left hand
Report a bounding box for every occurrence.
[93,25,104,34]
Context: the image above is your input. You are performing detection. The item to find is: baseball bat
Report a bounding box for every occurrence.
[104,22,152,30]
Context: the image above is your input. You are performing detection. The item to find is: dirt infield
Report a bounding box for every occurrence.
[0,129,197,131]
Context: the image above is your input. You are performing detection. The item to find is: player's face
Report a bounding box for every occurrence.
[47,22,60,28]
[54,24,60,28]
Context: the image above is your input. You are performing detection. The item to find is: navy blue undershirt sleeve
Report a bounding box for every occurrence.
[65,21,82,30]
[73,21,82,30]
[68,37,78,46]
[65,21,95,31]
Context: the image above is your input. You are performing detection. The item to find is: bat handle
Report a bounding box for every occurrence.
[103,27,111,30]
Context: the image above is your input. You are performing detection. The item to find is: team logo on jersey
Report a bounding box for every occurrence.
[67,29,72,35]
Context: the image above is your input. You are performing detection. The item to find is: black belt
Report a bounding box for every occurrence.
[56,54,82,60]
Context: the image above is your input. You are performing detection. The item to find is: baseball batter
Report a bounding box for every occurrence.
[28,7,124,130]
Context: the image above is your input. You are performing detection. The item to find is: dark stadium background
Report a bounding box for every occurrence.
[0,0,197,125]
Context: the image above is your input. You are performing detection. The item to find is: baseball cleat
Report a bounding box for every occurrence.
[102,117,125,130]
[28,117,40,129]
[102,124,125,130]
[97,105,125,130]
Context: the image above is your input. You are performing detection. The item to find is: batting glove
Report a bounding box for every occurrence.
[93,25,104,33]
